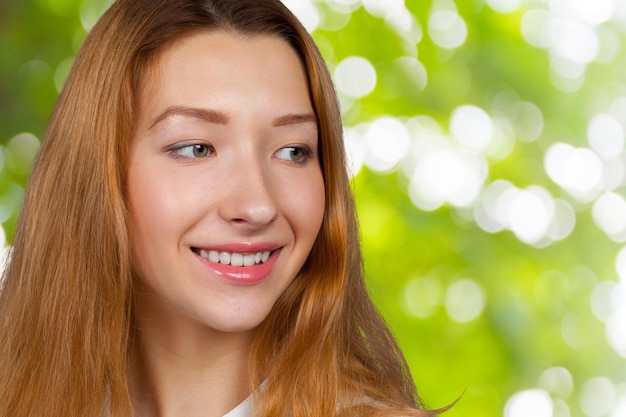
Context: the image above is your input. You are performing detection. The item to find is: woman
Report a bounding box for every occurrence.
[0,0,447,416]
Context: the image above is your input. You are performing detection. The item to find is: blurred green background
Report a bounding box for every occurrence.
[2,0,626,415]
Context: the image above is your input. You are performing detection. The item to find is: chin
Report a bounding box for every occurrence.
[203,312,268,335]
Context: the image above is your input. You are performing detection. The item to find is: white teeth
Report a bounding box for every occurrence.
[219,252,230,264]
[208,251,220,263]
[243,254,255,266]
[199,249,272,267]
[231,253,244,267]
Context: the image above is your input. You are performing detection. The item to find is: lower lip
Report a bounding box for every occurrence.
[195,249,280,284]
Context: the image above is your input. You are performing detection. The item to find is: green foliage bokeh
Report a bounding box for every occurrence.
[1,0,626,416]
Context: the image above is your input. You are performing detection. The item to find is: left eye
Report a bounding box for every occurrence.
[274,146,310,163]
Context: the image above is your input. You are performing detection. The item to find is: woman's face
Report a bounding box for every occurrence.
[127,31,325,335]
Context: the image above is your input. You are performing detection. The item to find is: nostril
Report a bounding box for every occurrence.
[230,216,277,226]
[220,193,279,226]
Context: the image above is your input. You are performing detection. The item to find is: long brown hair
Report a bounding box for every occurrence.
[0,1,444,416]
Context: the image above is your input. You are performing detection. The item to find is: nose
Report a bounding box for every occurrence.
[218,154,279,229]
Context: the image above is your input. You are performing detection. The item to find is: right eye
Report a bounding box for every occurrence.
[169,143,215,159]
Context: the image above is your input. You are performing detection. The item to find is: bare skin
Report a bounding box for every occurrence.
[128,289,254,417]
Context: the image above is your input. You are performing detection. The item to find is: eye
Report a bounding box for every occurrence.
[169,143,214,159]
[274,146,313,165]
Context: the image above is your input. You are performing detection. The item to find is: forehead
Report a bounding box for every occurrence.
[136,31,311,113]
[138,30,306,94]
[132,30,315,131]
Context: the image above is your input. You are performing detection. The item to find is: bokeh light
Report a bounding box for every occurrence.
[595,25,621,64]
[6,133,40,175]
[506,187,553,245]
[612,397,626,417]
[579,377,616,417]
[553,400,571,417]
[517,0,626,92]
[282,0,321,32]
[403,276,443,319]
[385,7,414,35]
[483,118,516,161]
[588,113,624,160]
[539,367,574,400]
[361,0,405,19]
[546,199,576,242]
[569,0,616,25]
[362,116,410,172]
[592,192,626,242]
[326,0,361,11]
[505,389,553,417]
[343,127,365,178]
[485,0,522,14]
[334,56,377,98]
[544,143,603,202]
[513,102,544,143]
[428,9,467,49]
[474,180,574,246]
[80,0,113,31]
[590,280,620,322]
[521,9,552,48]
[548,19,598,65]
[409,146,487,210]
[444,279,486,323]
[0,183,24,225]
[449,105,494,152]
[605,304,626,357]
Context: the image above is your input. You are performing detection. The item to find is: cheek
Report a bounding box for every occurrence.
[126,163,194,264]
[283,172,326,241]
[127,169,168,237]
[126,168,165,277]
[127,163,197,233]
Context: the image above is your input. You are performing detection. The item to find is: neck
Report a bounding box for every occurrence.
[129,295,255,417]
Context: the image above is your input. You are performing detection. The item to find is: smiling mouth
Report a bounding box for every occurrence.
[192,248,274,267]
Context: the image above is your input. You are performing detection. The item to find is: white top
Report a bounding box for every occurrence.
[221,393,385,416]
[222,395,253,417]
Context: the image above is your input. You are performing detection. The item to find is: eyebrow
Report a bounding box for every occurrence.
[272,113,318,128]
[149,106,230,130]
[148,105,317,130]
